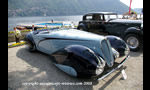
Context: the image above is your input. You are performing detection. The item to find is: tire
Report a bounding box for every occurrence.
[26,41,36,52]
[78,27,84,30]
[78,26,88,31]
[124,34,142,51]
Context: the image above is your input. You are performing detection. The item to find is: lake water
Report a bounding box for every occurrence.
[8,15,83,31]
[8,14,142,31]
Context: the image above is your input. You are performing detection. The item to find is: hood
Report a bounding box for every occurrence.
[109,19,142,24]
[42,29,105,42]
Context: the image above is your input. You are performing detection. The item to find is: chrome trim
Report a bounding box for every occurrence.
[100,39,114,67]
[97,54,130,81]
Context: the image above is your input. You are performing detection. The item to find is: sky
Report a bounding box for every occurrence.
[120,0,143,9]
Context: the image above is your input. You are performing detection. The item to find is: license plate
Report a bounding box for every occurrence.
[121,69,127,80]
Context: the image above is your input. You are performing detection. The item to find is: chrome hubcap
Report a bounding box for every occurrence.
[126,37,139,49]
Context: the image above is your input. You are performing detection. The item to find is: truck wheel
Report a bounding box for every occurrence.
[124,34,142,51]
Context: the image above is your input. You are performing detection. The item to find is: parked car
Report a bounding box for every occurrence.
[24,28,130,80]
[77,12,143,51]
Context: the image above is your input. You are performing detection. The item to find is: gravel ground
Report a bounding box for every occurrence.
[8,45,143,90]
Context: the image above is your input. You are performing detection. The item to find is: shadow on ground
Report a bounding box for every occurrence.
[9,48,94,89]
[130,48,143,57]
[9,47,142,90]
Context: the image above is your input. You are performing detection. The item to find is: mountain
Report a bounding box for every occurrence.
[8,0,130,17]
[133,8,143,14]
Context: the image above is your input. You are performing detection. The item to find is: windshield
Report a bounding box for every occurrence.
[104,14,118,20]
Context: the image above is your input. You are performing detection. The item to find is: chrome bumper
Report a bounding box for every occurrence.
[97,54,130,81]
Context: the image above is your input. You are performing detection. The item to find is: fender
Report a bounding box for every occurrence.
[106,35,130,57]
[24,32,35,45]
[77,23,88,31]
[123,27,142,38]
[50,45,105,78]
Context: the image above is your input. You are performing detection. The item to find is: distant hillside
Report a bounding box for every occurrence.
[133,8,143,14]
[8,0,130,17]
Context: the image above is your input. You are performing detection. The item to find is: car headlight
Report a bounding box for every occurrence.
[124,49,130,56]
[124,44,130,55]
[112,48,120,59]
[96,67,104,75]
[95,56,105,75]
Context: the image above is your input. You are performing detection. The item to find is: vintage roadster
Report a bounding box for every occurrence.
[24,28,130,80]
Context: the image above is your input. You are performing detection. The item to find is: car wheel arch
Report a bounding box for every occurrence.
[25,38,36,52]
[24,34,36,52]
[126,26,140,33]
[77,23,88,31]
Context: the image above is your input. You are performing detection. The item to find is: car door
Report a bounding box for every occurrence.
[34,34,52,54]
[105,22,126,36]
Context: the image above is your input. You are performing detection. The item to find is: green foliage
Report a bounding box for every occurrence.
[8,29,32,35]
[8,41,26,48]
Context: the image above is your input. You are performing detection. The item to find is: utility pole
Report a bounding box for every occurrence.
[129,0,132,15]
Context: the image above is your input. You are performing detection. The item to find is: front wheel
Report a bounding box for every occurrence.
[26,41,36,52]
[124,34,142,51]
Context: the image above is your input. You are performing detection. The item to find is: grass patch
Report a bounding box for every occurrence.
[8,41,26,48]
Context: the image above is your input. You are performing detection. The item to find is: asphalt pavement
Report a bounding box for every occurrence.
[8,45,143,90]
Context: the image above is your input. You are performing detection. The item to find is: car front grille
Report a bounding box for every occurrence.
[101,39,114,67]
